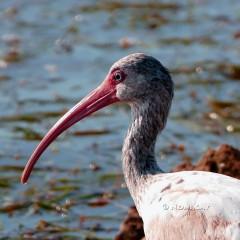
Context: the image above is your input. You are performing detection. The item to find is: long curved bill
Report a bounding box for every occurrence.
[21,80,119,184]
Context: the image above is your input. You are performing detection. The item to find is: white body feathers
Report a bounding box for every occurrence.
[137,171,240,240]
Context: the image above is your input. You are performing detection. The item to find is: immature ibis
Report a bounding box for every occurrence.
[22,53,240,239]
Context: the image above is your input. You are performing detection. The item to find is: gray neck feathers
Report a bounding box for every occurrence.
[122,93,172,204]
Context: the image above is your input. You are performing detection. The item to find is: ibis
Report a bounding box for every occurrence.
[22,53,240,240]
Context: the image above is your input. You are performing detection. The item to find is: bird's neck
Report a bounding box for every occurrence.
[122,96,170,206]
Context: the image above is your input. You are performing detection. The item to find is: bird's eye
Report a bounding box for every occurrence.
[114,71,122,82]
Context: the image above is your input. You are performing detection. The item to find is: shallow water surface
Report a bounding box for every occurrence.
[0,0,239,239]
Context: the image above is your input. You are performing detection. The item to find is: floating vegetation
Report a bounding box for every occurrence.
[99,173,123,184]
[3,50,22,63]
[0,166,24,172]
[89,163,101,172]
[0,110,113,124]
[208,99,240,120]
[78,2,180,13]
[4,6,18,18]
[0,114,39,123]
[73,129,112,136]
[0,201,31,213]
[217,63,240,80]
[129,12,169,29]
[0,75,11,81]
[0,177,15,188]
[50,185,80,192]
[88,198,110,207]
[234,31,240,39]
[199,99,240,133]
[0,111,66,123]
[36,220,70,233]
[78,192,104,200]
[160,36,216,46]
[118,37,139,49]
[14,127,43,140]
[186,78,223,85]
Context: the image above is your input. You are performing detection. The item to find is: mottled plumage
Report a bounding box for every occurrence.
[22,53,240,240]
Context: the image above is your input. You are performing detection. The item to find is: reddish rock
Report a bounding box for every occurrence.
[172,144,240,179]
[115,206,145,240]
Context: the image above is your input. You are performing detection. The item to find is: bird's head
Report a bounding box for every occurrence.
[110,53,173,102]
[21,53,173,183]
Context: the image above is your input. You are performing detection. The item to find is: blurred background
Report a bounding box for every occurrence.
[0,0,239,239]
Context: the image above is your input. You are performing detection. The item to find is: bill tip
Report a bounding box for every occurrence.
[21,176,28,184]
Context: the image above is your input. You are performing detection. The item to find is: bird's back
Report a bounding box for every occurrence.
[138,171,240,240]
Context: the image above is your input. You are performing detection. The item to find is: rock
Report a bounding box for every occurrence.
[115,206,144,240]
[172,144,240,179]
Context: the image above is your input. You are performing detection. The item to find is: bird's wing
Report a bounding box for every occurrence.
[139,171,240,240]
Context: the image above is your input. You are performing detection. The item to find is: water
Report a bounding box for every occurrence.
[0,0,239,239]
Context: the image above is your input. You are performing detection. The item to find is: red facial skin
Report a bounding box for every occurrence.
[21,69,126,184]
